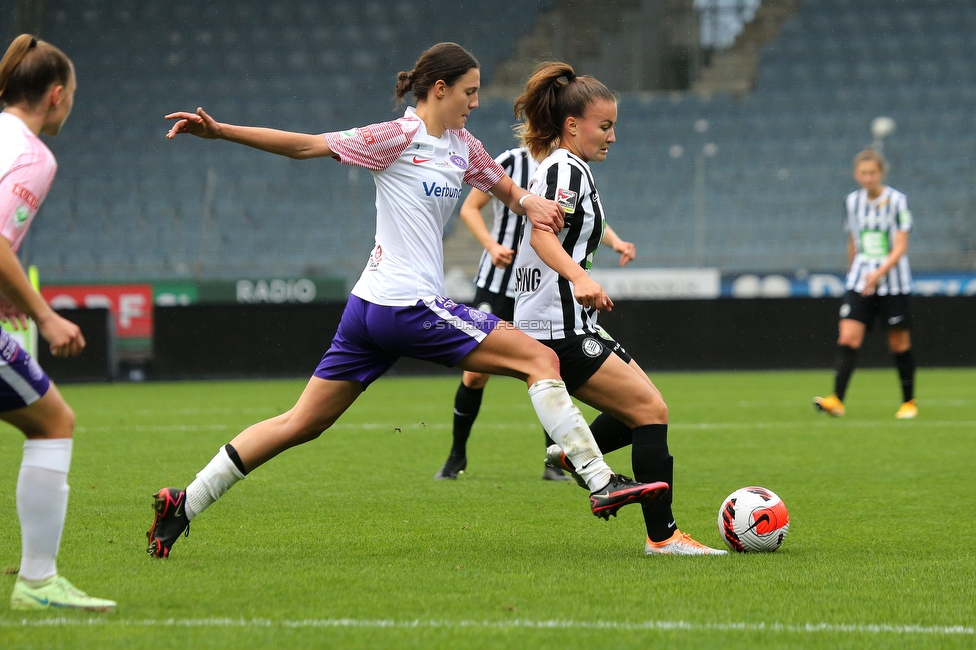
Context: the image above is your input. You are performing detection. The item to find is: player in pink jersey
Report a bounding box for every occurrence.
[148,43,669,560]
[0,34,116,611]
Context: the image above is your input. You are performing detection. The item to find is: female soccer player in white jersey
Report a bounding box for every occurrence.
[814,149,917,419]
[148,43,668,559]
[435,145,635,481]
[0,35,116,611]
[512,62,726,555]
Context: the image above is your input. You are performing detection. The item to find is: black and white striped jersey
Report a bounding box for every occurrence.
[843,186,913,295]
[513,149,606,340]
[472,147,538,298]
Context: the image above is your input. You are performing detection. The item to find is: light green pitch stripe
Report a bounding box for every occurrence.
[0,618,972,635]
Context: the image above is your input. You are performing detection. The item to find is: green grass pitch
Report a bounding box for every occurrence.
[0,368,973,648]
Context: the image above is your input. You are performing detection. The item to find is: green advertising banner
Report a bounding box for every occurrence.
[152,277,346,306]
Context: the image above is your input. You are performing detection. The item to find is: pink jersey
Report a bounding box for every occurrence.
[0,112,57,252]
[324,106,505,306]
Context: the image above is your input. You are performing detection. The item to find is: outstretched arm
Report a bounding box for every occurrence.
[165,107,334,160]
[602,224,636,267]
[459,189,513,268]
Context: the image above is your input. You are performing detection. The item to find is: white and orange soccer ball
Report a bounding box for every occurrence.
[718,486,790,553]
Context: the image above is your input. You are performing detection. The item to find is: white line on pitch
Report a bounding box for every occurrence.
[0,618,971,635]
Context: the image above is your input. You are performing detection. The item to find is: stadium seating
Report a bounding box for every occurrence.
[17,0,976,283]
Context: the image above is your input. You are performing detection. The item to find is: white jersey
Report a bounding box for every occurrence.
[843,186,913,296]
[473,147,538,299]
[513,149,605,340]
[324,106,505,307]
[0,112,58,252]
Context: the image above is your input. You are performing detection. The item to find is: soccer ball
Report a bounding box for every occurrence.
[718,486,790,553]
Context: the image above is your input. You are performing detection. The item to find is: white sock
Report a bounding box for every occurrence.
[17,438,73,581]
[528,379,613,491]
[185,446,246,520]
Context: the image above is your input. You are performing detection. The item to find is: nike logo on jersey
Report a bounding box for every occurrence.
[412,156,432,164]
[422,182,462,199]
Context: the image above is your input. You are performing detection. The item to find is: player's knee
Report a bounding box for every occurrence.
[42,400,75,438]
[889,339,911,354]
[638,396,668,425]
[463,372,491,390]
[837,334,861,349]
[533,345,560,378]
[651,399,669,423]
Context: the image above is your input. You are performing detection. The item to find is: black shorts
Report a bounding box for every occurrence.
[840,290,912,330]
[540,327,633,394]
[471,286,515,322]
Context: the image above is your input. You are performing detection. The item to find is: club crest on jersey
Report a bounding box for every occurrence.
[449,154,468,170]
[422,182,462,199]
[581,337,603,358]
[14,205,30,226]
[466,307,488,325]
[556,188,578,213]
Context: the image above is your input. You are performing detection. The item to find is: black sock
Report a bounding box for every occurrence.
[893,349,916,402]
[587,413,632,454]
[450,383,483,457]
[834,345,859,401]
[631,424,675,543]
[544,431,557,448]
[224,443,249,476]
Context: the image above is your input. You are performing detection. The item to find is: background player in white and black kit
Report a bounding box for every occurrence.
[436,145,638,481]
[512,62,726,555]
[437,146,567,481]
[148,43,669,560]
[0,35,115,611]
[814,148,917,419]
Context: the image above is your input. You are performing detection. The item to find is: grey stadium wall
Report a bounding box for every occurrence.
[146,298,976,380]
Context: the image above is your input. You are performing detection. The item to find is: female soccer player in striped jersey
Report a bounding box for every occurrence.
[436,144,635,481]
[0,35,116,611]
[148,43,668,559]
[512,61,726,555]
[814,148,917,419]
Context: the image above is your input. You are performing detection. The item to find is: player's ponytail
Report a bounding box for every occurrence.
[0,34,73,109]
[515,61,616,161]
[396,42,479,104]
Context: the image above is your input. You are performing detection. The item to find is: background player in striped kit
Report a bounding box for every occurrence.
[512,62,726,555]
[436,144,637,481]
[0,34,115,611]
[148,43,669,560]
[814,148,917,419]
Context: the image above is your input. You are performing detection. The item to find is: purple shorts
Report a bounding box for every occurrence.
[314,294,502,387]
[0,330,50,412]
